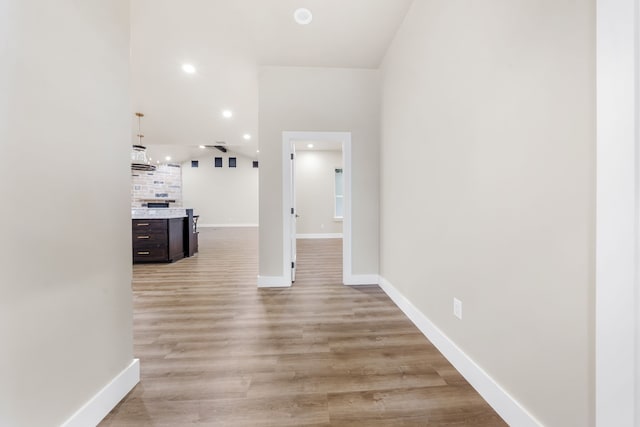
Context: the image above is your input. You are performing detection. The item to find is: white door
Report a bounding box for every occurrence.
[290,145,297,282]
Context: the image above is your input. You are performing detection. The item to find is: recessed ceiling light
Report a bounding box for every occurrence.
[156,160,160,164]
[243,133,251,140]
[256,149,260,153]
[307,143,314,148]
[294,8,313,25]
[222,110,233,118]
[165,156,171,161]
[199,145,206,149]
[182,63,196,74]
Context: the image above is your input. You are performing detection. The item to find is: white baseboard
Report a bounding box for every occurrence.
[257,275,291,288]
[199,224,259,228]
[344,274,380,286]
[378,276,542,427]
[61,358,140,427]
[296,233,343,239]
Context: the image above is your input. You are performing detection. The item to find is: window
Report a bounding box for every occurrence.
[253,161,259,168]
[191,160,199,168]
[229,157,237,168]
[334,168,343,219]
[214,157,222,168]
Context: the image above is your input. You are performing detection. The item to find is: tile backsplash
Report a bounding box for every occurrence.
[131,164,182,207]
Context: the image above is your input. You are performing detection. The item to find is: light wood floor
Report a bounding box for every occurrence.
[101,228,506,426]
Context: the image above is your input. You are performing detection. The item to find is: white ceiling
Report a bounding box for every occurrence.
[130,0,413,162]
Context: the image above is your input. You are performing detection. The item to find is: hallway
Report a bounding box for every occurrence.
[101,228,505,426]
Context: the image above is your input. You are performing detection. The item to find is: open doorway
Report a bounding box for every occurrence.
[292,140,344,283]
[282,131,352,285]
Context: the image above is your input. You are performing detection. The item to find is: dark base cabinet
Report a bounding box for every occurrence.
[133,218,186,263]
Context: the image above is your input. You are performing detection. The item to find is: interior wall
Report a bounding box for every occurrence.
[181,152,258,226]
[258,66,379,278]
[380,1,595,426]
[0,1,133,426]
[295,150,343,236]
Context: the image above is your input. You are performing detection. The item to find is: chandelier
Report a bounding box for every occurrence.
[131,112,156,171]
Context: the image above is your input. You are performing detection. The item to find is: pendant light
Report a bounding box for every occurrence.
[131,112,156,171]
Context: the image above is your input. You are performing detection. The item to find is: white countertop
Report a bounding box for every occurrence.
[132,208,189,219]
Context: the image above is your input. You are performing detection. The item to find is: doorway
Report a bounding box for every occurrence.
[292,140,344,282]
[282,131,352,285]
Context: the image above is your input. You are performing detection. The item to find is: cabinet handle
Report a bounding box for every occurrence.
[137,251,150,255]
[137,223,150,226]
[137,236,150,239]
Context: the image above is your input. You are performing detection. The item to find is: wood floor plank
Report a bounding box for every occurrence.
[100,228,505,426]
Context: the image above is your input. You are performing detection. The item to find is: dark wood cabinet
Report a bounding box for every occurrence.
[133,218,185,263]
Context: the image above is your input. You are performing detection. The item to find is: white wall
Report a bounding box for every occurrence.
[0,1,134,426]
[380,1,595,426]
[295,150,343,236]
[182,152,258,226]
[258,66,380,279]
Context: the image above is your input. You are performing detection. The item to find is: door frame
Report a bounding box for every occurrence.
[596,0,639,425]
[282,131,352,285]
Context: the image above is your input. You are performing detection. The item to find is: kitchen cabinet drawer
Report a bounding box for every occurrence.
[132,219,167,232]
[133,247,168,262]
[132,231,167,245]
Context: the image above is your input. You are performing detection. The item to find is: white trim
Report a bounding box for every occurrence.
[344,274,379,286]
[342,135,353,286]
[61,358,140,427]
[283,136,294,283]
[296,233,343,239]
[257,275,291,288]
[282,131,352,286]
[198,224,259,228]
[378,277,542,427]
[596,0,639,425]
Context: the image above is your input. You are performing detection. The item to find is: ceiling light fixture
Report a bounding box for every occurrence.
[131,113,156,171]
[243,133,251,140]
[294,8,313,25]
[307,143,314,148]
[256,149,260,153]
[199,145,206,149]
[222,110,233,118]
[182,63,196,74]
[165,156,171,161]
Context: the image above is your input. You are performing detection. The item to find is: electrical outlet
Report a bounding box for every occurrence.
[453,298,462,320]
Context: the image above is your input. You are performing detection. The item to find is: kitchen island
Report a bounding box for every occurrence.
[131,208,198,263]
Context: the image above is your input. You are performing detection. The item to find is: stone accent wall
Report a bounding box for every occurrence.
[131,164,182,207]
